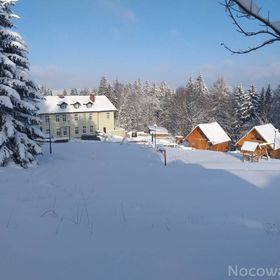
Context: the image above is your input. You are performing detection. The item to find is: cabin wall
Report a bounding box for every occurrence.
[186,128,208,150]
[271,149,280,159]
[211,142,229,152]
[236,129,264,147]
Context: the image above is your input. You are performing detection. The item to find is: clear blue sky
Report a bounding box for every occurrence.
[14,0,280,90]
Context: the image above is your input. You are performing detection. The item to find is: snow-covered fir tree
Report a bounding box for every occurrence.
[232,85,254,139]
[209,77,233,135]
[70,88,78,96]
[97,75,112,97]
[247,85,260,125]
[0,0,43,167]
[272,85,280,129]
[40,85,52,96]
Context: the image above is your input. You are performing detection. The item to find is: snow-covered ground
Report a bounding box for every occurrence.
[0,141,280,280]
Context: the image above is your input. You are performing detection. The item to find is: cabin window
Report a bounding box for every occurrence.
[62,114,66,122]
[106,112,110,119]
[56,128,61,136]
[75,127,79,134]
[90,125,94,133]
[83,126,86,134]
[89,113,93,120]
[56,115,60,122]
[74,114,78,121]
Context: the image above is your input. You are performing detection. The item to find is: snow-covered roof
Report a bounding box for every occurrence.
[253,124,280,150]
[148,126,169,135]
[190,122,231,145]
[38,95,117,114]
[241,141,260,152]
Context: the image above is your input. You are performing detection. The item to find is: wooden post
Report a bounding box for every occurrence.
[158,148,167,166]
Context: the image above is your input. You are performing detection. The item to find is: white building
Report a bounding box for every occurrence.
[38,95,117,139]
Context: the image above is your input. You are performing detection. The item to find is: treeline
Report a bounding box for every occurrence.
[41,75,280,141]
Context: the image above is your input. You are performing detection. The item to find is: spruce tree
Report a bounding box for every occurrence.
[209,77,232,134]
[0,0,42,167]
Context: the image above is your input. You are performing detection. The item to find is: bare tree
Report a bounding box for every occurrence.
[222,0,280,54]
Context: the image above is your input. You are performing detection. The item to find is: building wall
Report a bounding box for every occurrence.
[186,127,209,150]
[211,142,229,152]
[40,111,115,138]
[236,129,264,147]
[271,149,280,159]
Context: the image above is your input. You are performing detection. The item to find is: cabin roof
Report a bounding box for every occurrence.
[38,95,117,114]
[241,141,260,152]
[148,126,169,135]
[188,122,231,145]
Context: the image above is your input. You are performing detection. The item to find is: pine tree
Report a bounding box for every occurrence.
[209,77,233,134]
[70,88,78,96]
[263,84,273,123]
[272,85,280,129]
[40,85,52,96]
[248,85,260,125]
[98,75,111,97]
[0,0,43,167]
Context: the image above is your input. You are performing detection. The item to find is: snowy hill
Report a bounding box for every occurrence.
[0,142,280,280]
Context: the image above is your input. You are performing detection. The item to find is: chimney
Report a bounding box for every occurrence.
[90,94,96,103]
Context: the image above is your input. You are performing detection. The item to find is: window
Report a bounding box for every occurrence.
[73,103,80,109]
[75,127,79,135]
[83,126,86,134]
[63,127,68,136]
[56,128,61,136]
[46,128,50,134]
[60,103,67,109]
[62,114,66,122]
[56,115,60,122]
[74,114,78,121]
[106,112,110,119]
[90,125,94,133]
[45,115,49,123]
[89,113,93,120]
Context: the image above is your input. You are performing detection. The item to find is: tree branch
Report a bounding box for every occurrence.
[221,0,280,54]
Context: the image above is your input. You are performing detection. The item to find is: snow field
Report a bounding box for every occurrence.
[0,141,280,280]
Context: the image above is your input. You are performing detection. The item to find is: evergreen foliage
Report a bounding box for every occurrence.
[0,0,43,167]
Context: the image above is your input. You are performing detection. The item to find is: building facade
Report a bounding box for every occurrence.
[38,95,117,139]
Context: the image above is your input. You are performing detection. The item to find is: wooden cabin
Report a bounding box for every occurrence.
[185,122,231,152]
[236,124,280,159]
[147,126,170,139]
[240,141,268,162]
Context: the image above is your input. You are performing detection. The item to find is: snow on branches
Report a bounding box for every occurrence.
[222,0,280,54]
[0,0,43,168]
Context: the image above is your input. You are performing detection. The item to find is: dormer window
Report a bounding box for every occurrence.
[85,102,93,108]
[73,102,81,109]
[59,102,68,109]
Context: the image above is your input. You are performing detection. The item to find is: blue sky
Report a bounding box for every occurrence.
[14,0,280,90]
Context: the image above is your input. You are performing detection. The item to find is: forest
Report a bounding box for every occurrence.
[42,74,280,143]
